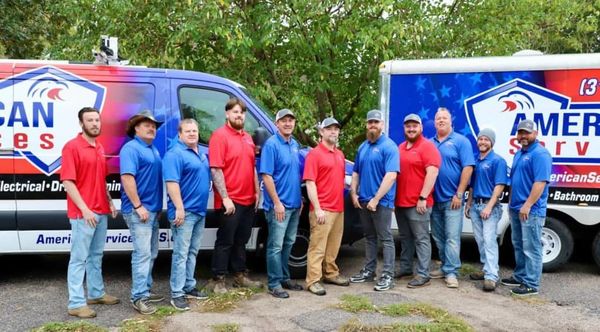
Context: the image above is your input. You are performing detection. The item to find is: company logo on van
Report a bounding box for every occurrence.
[465,78,599,165]
[0,66,106,175]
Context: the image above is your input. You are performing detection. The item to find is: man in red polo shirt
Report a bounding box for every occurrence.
[61,107,119,318]
[303,117,349,296]
[395,113,441,289]
[209,97,262,293]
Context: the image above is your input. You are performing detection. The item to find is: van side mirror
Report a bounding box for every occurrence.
[252,127,272,156]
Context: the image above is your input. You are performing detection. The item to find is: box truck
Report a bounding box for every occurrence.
[0,44,362,277]
[379,52,600,270]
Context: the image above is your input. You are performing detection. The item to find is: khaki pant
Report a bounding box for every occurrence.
[305,210,344,287]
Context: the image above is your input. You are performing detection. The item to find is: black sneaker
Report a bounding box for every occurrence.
[350,269,376,283]
[511,285,538,296]
[281,280,303,291]
[185,288,208,300]
[374,274,394,291]
[132,298,157,315]
[407,276,431,288]
[170,296,190,311]
[268,287,290,299]
[501,276,521,287]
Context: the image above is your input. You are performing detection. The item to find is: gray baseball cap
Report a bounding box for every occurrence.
[477,128,496,146]
[517,119,537,133]
[366,109,384,122]
[275,108,295,122]
[403,113,422,124]
[320,117,340,129]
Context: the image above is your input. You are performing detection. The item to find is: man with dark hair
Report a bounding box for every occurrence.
[259,109,303,299]
[163,118,211,311]
[502,119,552,296]
[120,110,164,314]
[209,97,263,293]
[62,107,119,318]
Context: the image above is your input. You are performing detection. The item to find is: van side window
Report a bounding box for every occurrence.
[178,87,260,145]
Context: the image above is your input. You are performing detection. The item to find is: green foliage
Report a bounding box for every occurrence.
[2,0,599,156]
[31,321,106,332]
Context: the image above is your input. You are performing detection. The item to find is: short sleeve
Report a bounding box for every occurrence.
[303,150,318,182]
[60,142,77,182]
[162,151,183,183]
[119,143,139,176]
[459,136,476,167]
[422,141,442,169]
[494,157,509,185]
[384,142,400,173]
[533,150,552,183]
[259,140,276,176]
[208,130,226,168]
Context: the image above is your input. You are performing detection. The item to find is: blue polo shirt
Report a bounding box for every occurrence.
[259,133,302,211]
[119,136,163,214]
[162,139,211,220]
[509,140,552,216]
[353,134,399,208]
[432,132,475,202]
[471,150,508,199]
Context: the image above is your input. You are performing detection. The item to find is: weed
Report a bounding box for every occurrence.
[337,294,375,313]
[31,321,106,332]
[211,323,240,332]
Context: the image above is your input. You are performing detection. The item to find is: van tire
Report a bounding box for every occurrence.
[542,217,573,272]
[288,227,310,279]
[592,231,600,269]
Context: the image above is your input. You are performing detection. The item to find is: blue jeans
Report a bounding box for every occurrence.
[470,203,502,282]
[431,201,463,278]
[266,208,300,290]
[359,204,395,276]
[170,212,205,298]
[509,209,544,290]
[124,212,159,302]
[67,214,108,309]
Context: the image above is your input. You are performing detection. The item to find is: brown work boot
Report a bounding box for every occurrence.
[469,271,485,280]
[233,272,263,288]
[483,279,497,292]
[87,294,120,305]
[68,305,97,318]
[210,276,228,294]
[323,275,350,286]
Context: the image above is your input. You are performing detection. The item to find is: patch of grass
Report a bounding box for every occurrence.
[337,294,376,313]
[211,323,240,332]
[200,287,262,312]
[458,263,480,277]
[511,294,548,305]
[32,321,106,332]
[119,305,179,332]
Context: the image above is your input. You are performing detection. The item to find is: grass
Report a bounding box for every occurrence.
[211,323,240,332]
[458,263,480,277]
[31,321,106,332]
[200,287,263,313]
[337,295,473,332]
[119,305,179,332]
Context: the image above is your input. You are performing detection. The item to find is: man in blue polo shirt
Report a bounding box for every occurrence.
[464,128,508,292]
[120,110,164,315]
[431,107,475,288]
[163,118,211,311]
[259,109,303,299]
[349,109,399,291]
[502,119,552,296]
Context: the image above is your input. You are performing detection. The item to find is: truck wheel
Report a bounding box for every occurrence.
[288,227,310,279]
[542,217,573,272]
[592,231,600,269]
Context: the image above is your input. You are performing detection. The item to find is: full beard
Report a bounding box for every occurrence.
[228,118,244,130]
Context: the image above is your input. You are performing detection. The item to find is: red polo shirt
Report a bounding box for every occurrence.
[303,143,345,212]
[60,133,111,219]
[395,135,441,208]
[209,124,256,208]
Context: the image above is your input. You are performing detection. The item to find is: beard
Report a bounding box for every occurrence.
[367,128,381,141]
[83,126,101,138]
[228,118,244,130]
[324,135,338,145]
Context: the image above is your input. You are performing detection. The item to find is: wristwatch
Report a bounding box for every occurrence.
[418,196,427,201]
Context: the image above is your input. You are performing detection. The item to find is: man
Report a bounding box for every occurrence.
[430,107,475,288]
[259,109,304,299]
[395,114,441,288]
[120,110,164,314]
[502,119,552,296]
[209,97,262,293]
[163,118,211,311]
[349,110,399,291]
[303,117,349,295]
[464,128,508,292]
[61,107,119,318]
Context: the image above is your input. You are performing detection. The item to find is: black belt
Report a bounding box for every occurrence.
[474,197,491,204]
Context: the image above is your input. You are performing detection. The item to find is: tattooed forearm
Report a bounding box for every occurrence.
[211,168,229,198]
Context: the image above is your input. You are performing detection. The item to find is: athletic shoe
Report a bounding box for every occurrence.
[350,269,376,283]
[445,276,459,288]
[170,296,190,311]
[147,292,164,303]
[308,282,326,296]
[501,276,521,287]
[185,288,209,300]
[511,285,538,296]
[374,274,394,291]
[281,280,303,291]
[132,298,157,315]
[268,287,290,299]
[407,277,431,288]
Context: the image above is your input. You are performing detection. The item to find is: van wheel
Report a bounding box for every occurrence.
[542,217,573,272]
[592,231,600,269]
[289,227,310,279]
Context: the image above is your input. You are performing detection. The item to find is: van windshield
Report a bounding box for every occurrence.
[240,87,274,120]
